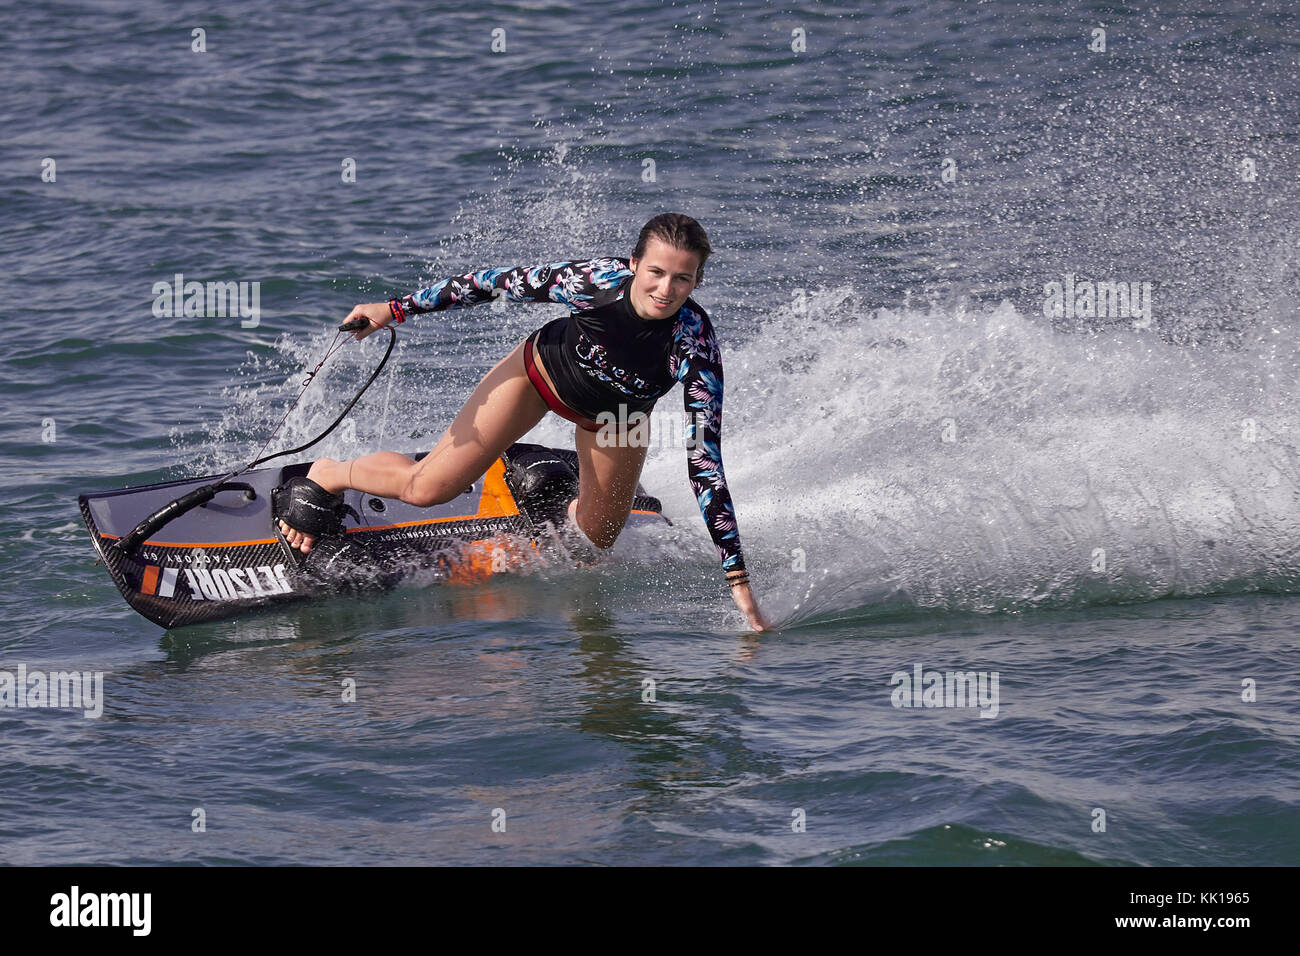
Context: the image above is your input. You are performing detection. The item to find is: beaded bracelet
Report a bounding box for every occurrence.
[726,573,750,588]
[387,297,407,326]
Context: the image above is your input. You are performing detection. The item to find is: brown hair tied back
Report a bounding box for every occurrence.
[632,213,712,285]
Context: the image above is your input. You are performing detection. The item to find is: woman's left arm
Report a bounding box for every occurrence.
[673,305,771,632]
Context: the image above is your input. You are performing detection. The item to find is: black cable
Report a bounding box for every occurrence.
[248,323,395,468]
[110,319,396,558]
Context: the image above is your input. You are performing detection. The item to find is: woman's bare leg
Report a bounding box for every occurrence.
[567,419,651,549]
[279,339,549,553]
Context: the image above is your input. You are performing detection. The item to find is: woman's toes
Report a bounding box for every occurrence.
[275,517,316,553]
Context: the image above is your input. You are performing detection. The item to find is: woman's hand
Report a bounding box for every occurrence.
[344,302,399,341]
[728,577,772,632]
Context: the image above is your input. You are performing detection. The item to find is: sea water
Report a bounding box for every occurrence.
[1,0,1297,865]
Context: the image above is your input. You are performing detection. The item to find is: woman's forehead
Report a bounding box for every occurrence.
[637,238,701,271]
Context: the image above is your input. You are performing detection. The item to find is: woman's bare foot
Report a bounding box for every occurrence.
[276,517,315,554]
[277,458,343,554]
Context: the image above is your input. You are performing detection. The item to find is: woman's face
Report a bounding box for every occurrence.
[628,237,702,320]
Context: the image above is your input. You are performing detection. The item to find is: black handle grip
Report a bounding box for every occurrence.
[200,482,256,504]
[339,317,370,332]
[113,485,218,558]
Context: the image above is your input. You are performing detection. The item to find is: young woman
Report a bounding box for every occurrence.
[275,213,770,631]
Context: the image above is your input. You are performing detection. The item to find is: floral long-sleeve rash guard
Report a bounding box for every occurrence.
[396,257,746,573]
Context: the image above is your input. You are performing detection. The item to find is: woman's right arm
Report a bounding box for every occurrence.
[345,258,633,340]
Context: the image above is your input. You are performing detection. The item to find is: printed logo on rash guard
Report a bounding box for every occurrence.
[573,333,652,395]
[140,564,293,600]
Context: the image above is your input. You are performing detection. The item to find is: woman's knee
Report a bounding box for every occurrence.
[573,499,629,549]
